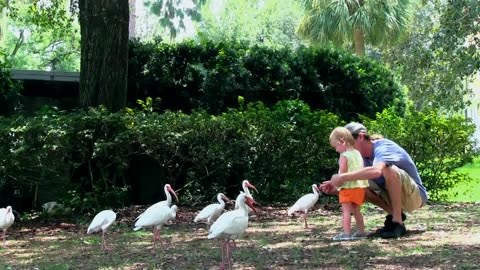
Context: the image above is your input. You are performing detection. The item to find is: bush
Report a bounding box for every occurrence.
[128,39,406,121]
[362,107,476,201]
[0,101,473,212]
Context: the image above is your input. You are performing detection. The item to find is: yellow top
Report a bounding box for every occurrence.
[339,149,369,189]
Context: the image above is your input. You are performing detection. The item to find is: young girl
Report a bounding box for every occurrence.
[329,127,370,241]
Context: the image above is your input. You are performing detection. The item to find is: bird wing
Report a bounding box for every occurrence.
[0,208,14,229]
[135,200,168,221]
[134,204,171,230]
[208,210,248,239]
[288,193,319,215]
[87,210,116,234]
[194,204,220,222]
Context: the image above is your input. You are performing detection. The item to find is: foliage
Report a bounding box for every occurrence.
[144,0,207,41]
[196,0,305,48]
[0,50,22,115]
[0,101,475,212]
[0,100,342,211]
[297,0,415,55]
[1,0,80,71]
[61,185,129,214]
[380,0,480,112]
[128,39,406,120]
[362,107,476,201]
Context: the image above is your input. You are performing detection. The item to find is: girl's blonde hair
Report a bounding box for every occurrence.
[329,127,355,146]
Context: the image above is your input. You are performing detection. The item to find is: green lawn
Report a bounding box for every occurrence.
[448,157,480,202]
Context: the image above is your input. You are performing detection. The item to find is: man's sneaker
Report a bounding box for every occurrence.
[351,232,368,240]
[380,221,407,239]
[333,232,352,241]
[376,212,407,234]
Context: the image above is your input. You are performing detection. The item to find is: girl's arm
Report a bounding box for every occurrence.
[338,155,348,174]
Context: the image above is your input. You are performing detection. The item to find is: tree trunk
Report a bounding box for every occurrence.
[353,27,365,56]
[79,0,129,111]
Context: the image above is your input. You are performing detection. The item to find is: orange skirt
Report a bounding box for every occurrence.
[339,188,365,206]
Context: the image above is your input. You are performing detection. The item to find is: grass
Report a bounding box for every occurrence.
[449,157,480,202]
[2,159,480,269]
[0,203,479,269]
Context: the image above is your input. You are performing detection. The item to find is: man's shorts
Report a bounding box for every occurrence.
[339,187,365,206]
[368,165,423,212]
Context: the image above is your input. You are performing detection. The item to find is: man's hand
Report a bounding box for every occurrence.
[330,174,344,188]
[319,181,337,195]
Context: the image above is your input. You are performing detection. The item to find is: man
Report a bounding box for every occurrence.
[320,123,428,238]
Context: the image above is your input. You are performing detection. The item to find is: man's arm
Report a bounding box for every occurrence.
[331,161,386,187]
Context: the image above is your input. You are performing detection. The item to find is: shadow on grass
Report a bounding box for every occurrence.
[0,203,479,269]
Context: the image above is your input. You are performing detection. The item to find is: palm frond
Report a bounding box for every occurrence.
[297,0,415,49]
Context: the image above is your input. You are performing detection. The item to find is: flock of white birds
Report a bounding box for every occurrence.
[0,180,321,270]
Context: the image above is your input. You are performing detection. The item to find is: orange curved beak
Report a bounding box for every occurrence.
[167,185,179,203]
[246,182,258,194]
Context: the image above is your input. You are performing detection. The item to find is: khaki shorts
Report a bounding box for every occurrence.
[368,166,423,212]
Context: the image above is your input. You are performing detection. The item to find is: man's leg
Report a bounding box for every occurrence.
[364,188,391,213]
[382,165,403,224]
[365,176,408,237]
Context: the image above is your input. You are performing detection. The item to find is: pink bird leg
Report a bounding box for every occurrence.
[101,230,113,251]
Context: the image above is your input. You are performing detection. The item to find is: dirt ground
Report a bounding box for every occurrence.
[0,202,479,269]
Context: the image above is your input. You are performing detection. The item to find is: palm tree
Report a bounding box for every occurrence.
[297,0,415,56]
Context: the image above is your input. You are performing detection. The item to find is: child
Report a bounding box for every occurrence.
[329,127,370,241]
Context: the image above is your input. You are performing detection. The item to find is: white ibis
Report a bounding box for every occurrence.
[87,209,117,251]
[234,180,258,210]
[208,193,256,270]
[134,204,178,253]
[288,184,321,229]
[0,206,15,247]
[194,193,231,230]
[135,184,179,221]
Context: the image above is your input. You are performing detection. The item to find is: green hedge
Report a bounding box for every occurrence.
[0,101,474,212]
[128,40,406,121]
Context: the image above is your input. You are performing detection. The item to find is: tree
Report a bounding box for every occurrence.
[196,0,305,48]
[144,0,207,41]
[78,0,129,111]
[381,0,480,112]
[1,0,79,71]
[296,0,415,56]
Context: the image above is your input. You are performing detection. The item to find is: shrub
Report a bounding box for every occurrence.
[0,101,473,212]
[128,40,405,121]
[362,107,476,201]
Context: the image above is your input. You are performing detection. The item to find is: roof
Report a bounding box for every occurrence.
[10,69,80,82]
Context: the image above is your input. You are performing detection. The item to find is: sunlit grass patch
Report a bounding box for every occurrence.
[447,156,480,202]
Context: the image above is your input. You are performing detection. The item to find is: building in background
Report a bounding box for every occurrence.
[464,70,480,148]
